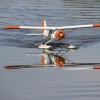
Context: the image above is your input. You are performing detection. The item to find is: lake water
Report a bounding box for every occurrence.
[0,0,100,100]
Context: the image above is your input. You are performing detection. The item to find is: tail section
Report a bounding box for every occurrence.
[41,54,52,65]
[41,20,48,38]
[41,20,46,33]
[41,55,45,65]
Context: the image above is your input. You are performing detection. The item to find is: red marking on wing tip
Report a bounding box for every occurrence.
[4,66,20,70]
[93,66,100,69]
[4,26,20,29]
[93,24,100,27]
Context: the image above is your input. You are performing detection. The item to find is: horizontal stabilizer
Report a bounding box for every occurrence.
[26,34,43,36]
[27,53,44,56]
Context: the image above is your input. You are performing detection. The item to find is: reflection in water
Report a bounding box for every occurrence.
[4,45,100,70]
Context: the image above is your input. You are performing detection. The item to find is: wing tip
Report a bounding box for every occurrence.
[4,26,20,29]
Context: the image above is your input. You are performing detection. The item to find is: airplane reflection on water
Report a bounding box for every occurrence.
[4,43,100,70]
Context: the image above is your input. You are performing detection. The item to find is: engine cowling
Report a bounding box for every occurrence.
[55,57,65,67]
[55,30,65,40]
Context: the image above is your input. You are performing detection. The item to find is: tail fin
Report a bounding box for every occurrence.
[41,54,52,65]
[41,20,48,38]
[41,55,45,65]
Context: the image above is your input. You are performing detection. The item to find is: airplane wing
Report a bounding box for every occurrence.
[4,64,55,69]
[4,26,56,30]
[4,63,100,70]
[4,24,100,30]
[58,24,100,29]
[64,63,100,66]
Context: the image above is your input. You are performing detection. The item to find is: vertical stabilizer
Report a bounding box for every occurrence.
[41,54,52,65]
[41,20,48,38]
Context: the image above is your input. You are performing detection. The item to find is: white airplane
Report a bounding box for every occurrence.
[4,20,100,51]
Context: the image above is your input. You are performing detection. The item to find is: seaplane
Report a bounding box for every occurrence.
[4,20,100,52]
[4,50,100,70]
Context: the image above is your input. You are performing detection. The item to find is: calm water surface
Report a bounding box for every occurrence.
[0,0,100,100]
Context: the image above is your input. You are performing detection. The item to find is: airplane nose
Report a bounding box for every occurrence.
[55,57,65,67]
[55,30,65,40]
